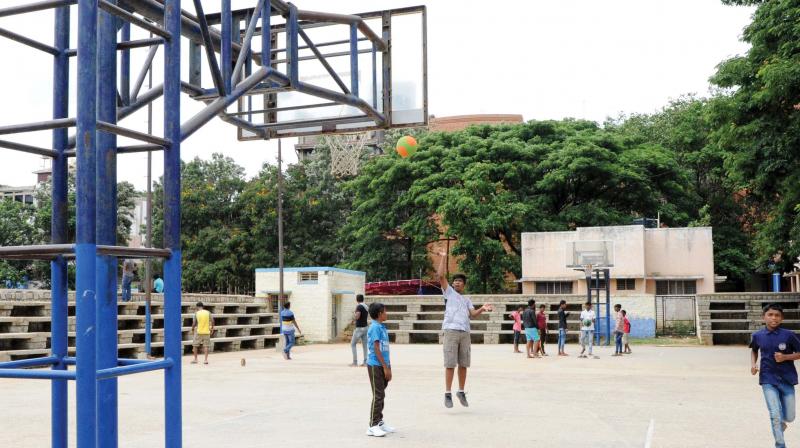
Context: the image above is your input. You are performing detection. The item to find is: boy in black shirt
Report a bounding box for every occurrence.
[557,300,569,356]
[522,299,540,359]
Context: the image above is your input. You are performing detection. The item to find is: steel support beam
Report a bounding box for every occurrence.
[75,1,99,446]
[0,0,76,18]
[297,28,349,94]
[51,6,70,446]
[191,0,225,96]
[0,26,59,55]
[231,0,264,86]
[97,121,171,146]
[162,1,183,446]
[98,0,171,39]
[130,45,159,101]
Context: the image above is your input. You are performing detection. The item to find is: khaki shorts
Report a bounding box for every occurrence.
[622,333,629,345]
[193,333,211,348]
[443,329,471,368]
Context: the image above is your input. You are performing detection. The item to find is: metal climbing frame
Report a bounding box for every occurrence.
[0,1,423,447]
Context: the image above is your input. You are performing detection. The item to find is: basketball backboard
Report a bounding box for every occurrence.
[566,240,615,269]
[215,5,428,140]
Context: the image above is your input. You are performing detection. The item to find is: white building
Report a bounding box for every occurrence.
[255,267,366,342]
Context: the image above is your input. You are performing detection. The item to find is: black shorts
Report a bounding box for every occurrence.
[513,330,524,344]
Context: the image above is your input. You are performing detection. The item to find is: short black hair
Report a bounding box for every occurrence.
[452,273,467,283]
[356,294,364,303]
[283,301,291,309]
[559,300,567,306]
[621,309,627,316]
[614,304,621,309]
[538,304,545,309]
[369,302,385,319]
[585,301,592,306]
[763,303,784,315]
[528,299,536,307]
[196,301,204,308]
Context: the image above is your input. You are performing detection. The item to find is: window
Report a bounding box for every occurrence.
[655,280,696,295]
[588,277,607,289]
[616,278,636,291]
[269,294,288,313]
[298,271,319,284]
[534,281,573,294]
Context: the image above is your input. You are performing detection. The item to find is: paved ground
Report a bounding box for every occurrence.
[0,342,788,447]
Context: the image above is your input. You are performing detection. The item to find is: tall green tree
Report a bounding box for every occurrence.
[711,0,800,273]
[609,96,752,284]
[0,199,40,284]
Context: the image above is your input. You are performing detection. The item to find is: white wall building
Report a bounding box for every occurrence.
[255,267,366,342]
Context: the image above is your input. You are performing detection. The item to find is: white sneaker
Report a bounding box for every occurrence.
[366,425,387,437]
[379,421,396,433]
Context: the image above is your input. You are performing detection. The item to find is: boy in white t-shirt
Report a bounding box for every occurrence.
[579,302,598,359]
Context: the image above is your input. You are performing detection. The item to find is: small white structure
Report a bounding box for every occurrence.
[255,267,366,342]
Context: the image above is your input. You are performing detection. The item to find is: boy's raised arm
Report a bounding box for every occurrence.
[436,251,449,292]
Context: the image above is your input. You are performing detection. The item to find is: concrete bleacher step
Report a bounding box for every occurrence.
[0,298,278,360]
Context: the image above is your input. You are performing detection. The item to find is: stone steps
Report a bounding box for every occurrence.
[0,299,280,361]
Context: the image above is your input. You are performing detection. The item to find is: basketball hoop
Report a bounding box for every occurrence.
[325,133,367,177]
[583,264,594,278]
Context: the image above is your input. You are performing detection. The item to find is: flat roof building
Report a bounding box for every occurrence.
[520,225,716,296]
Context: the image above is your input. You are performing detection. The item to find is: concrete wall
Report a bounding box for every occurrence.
[367,293,657,340]
[644,227,715,294]
[696,292,800,345]
[521,225,715,296]
[255,267,366,342]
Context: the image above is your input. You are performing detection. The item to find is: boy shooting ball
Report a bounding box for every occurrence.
[436,251,493,408]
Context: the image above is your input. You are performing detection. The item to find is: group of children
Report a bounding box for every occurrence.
[510,300,633,358]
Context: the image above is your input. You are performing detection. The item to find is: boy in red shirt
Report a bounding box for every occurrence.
[622,309,632,354]
[537,304,548,356]
[510,305,524,353]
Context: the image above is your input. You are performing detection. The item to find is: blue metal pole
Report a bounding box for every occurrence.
[97,2,119,446]
[51,3,70,447]
[350,23,358,97]
[221,0,231,94]
[371,44,376,108]
[164,1,183,446]
[261,1,270,67]
[76,1,99,446]
[145,297,152,355]
[96,358,173,380]
[773,273,781,292]
[287,4,298,87]
[120,22,130,106]
[0,355,58,369]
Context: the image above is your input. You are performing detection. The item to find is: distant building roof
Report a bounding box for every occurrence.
[429,114,524,132]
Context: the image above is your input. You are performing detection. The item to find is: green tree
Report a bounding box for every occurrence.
[609,96,753,284]
[0,199,41,283]
[711,0,800,272]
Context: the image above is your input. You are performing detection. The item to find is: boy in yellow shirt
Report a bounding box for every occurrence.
[192,302,214,365]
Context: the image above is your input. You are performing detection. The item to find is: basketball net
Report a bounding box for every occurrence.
[583,264,593,279]
[325,133,367,177]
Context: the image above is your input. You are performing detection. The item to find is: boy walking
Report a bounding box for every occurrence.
[351,294,369,366]
[579,301,598,359]
[522,300,540,359]
[366,302,396,437]
[613,304,624,356]
[537,304,548,356]
[436,252,492,408]
[280,302,302,360]
[557,300,570,356]
[622,310,632,354]
[510,306,524,353]
[751,303,800,448]
[191,302,214,365]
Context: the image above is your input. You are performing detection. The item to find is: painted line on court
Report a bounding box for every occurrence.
[644,418,655,448]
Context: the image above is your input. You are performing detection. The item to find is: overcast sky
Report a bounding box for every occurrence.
[0,0,754,191]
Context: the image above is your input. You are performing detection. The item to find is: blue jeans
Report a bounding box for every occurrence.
[283,331,296,355]
[121,275,132,302]
[615,331,623,354]
[558,328,567,352]
[580,330,594,355]
[763,381,796,448]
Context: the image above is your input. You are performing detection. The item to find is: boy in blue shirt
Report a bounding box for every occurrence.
[366,302,396,437]
[279,302,302,360]
[751,303,800,448]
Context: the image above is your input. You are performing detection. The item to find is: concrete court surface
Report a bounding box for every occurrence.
[0,342,788,448]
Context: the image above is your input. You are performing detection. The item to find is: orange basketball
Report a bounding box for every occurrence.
[395,136,417,158]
